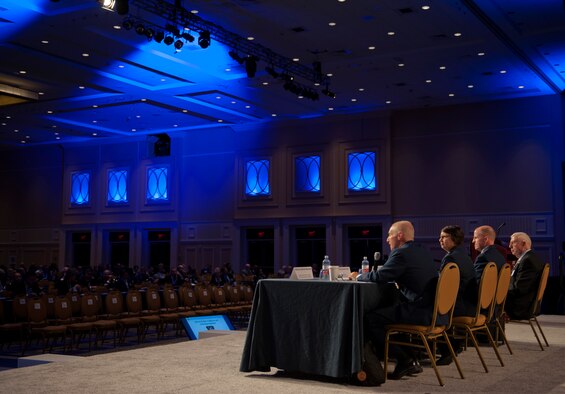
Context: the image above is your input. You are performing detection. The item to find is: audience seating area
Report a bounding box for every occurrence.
[0,282,254,356]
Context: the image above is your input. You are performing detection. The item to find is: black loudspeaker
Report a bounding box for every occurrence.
[153,133,170,156]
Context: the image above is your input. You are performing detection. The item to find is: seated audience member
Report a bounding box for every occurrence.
[436,225,477,365]
[472,225,506,282]
[356,221,438,381]
[209,267,225,287]
[505,232,546,320]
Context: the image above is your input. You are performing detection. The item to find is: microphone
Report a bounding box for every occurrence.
[374,252,381,262]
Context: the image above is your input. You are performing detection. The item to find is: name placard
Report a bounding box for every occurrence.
[289,267,314,280]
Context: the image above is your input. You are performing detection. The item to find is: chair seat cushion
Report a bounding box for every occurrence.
[386,324,447,335]
[453,314,487,327]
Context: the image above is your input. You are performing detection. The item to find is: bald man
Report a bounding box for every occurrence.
[505,232,545,319]
[358,221,438,381]
[472,225,505,282]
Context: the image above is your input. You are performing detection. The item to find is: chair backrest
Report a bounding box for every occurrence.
[430,262,460,329]
[68,293,81,316]
[81,294,100,318]
[475,262,498,319]
[530,263,550,316]
[494,263,512,315]
[145,288,161,311]
[27,296,47,323]
[125,290,143,314]
[197,287,212,307]
[105,291,124,316]
[179,286,197,308]
[243,285,254,302]
[212,287,227,305]
[54,295,73,321]
[12,296,28,322]
[162,288,179,309]
[227,285,241,303]
[42,294,56,319]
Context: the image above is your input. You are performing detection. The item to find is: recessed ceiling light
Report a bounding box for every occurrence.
[439,66,446,70]
[387,32,395,36]
[500,70,507,74]
[183,109,188,113]
[247,36,254,41]
[92,120,97,123]
[422,5,430,10]
[190,10,198,14]
[477,52,486,56]
[271,114,277,117]
[225,68,231,72]
[231,101,236,104]
[173,124,178,127]
[54,132,59,135]
[351,98,357,102]
[216,96,221,99]
[338,0,346,3]
[385,100,391,104]
[292,58,300,62]
[56,136,61,140]
[1,123,5,126]
[262,82,269,86]
[20,140,26,144]
[328,22,337,27]
[47,110,53,114]
[358,88,365,92]
[79,86,85,89]
[41,40,49,44]
[136,115,141,118]
[141,98,147,101]
[82,53,89,57]
[19,70,26,74]
[468,84,474,88]
[453,32,462,37]
[52,125,57,128]
[6,116,11,119]
[113,25,121,30]
[368,46,376,50]
[160,78,166,82]
[327,73,333,77]
[38,92,44,96]
[92,132,97,136]
[425,79,432,83]
[132,128,136,132]
[93,105,98,108]
[245,105,251,109]
[14,129,19,133]
[25,135,30,139]
[218,119,223,122]
[518,85,524,89]
[118,65,125,68]
[398,63,405,67]
[328,107,334,111]
[449,93,455,97]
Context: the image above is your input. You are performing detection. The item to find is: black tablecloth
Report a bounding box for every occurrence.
[240,279,392,378]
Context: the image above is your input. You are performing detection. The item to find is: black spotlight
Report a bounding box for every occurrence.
[174,39,183,50]
[265,66,279,78]
[145,28,155,40]
[135,24,145,35]
[181,32,194,43]
[245,56,257,78]
[154,31,164,43]
[122,18,133,30]
[198,31,211,48]
[164,36,174,45]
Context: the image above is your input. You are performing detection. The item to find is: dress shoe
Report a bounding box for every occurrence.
[436,354,453,366]
[353,342,385,386]
[389,359,423,380]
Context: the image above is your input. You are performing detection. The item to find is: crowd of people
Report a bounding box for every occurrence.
[0,261,268,299]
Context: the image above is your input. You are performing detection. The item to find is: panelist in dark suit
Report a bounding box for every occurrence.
[357,220,438,381]
[436,225,477,365]
[505,232,546,319]
[472,225,506,282]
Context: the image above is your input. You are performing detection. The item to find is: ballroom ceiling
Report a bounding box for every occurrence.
[1,0,564,147]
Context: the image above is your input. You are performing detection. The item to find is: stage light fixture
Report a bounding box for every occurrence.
[164,36,174,45]
[154,31,164,43]
[122,18,133,30]
[245,56,257,78]
[198,31,211,48]
[265,66,279,78]
[135,24,145,35]
[165,24,180,37]
[174,40,184,50]
[322,88,336,98]
[145,28,155,40]
[181,32,195,42]
[101,0,129,15]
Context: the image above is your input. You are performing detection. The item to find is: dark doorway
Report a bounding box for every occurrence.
[346,225,383,271]
[109,231,130,270]
[245,227,274,275]
[148,230,171,271]
[294,226,326,268]
[71,232,91,268]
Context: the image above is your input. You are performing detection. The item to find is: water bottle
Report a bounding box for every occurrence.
[320,255,331,280]
[361,256,370,274]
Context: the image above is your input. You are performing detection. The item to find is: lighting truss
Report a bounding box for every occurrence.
[128,0,330,88]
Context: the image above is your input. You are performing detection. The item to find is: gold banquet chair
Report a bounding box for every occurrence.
[508,263,550,351]
[452,262,503,373]
[492,263,512,354]
[384,262,464,386]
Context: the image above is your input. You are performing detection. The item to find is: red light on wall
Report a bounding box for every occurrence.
[361,229,370,236]
[307,231,316,237]
[257,231,265,238]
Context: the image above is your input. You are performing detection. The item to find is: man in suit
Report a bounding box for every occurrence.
[505,232,546,319]
[436,225,477,365]
[472,225,506,282]
[357,221,438,381]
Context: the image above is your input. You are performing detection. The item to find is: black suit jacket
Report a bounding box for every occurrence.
[441,246,477,317]
[473,244,505,283]
[360,241,438,325]
[506,250,546,319]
